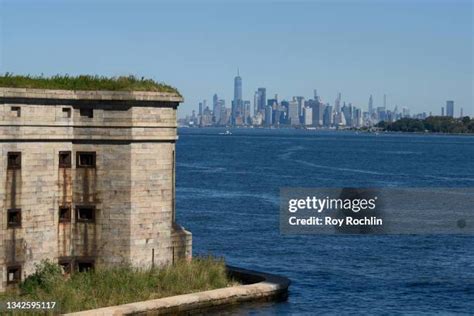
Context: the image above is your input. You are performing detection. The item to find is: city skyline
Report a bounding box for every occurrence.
[182,71,465,128]
[178,60,472,118]
[188,69,465,119]
[1,1,472,117]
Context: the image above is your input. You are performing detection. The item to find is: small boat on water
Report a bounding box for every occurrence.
[219,130,232,135]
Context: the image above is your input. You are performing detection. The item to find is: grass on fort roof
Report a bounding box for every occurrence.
[0,73,180,95]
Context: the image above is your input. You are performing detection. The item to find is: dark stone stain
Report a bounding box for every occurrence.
[61,223,67,257]
[83,169,89,203]
[74,164,99,258]
[5,169,22,263]
[93,167,98,203]
[8,170,17,208]
[9,229,16,263]
[58,166,72,257]
[61,168,68,205]
[83,223,88,256]
[92,214,98,256]
[72,218,78,258]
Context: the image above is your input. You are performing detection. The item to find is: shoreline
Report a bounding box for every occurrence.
[65,266,290,316]
[178,126,474,137]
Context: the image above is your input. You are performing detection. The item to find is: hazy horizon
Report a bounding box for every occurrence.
[1,0,472,117]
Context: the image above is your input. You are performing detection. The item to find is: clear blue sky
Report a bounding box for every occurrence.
[1,0,472,117]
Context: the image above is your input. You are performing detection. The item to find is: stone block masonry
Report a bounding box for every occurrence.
[0,87,191,291]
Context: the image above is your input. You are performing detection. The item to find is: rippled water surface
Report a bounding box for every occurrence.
[175,128,474,315]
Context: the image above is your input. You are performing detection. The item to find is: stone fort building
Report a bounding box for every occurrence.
[0,87,192,291]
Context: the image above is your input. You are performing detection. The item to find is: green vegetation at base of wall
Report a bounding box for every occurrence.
[0,73,180,95]
[377,116,474,134]
[0,257,233,313]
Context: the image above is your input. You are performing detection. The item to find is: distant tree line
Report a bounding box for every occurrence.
[377,116,474,134]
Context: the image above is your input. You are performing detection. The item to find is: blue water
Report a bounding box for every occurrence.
[175,128,474,315]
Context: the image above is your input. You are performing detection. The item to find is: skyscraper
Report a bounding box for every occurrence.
[295,96,305,121]
[368,95,374,115]
[234,69,242,101]
[243,100,251,124]
[309,99,324,126]
[402,107,410,118]
[253,91,258,116]
[335,92,342,113]
[377,107,387,122]
[212,94,222,124]
[354,107,362,127]
[288,100,299,125]
[342,103,353,127]
[265,105,273,126]
[213,94,218,111]
[257,88,266,114]
[218,99,226,125]
[323,105,334,127]
[446,100,454,117]
[303,106,313,126]
[232,69,243,124]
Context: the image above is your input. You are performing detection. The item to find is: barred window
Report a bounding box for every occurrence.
[7,209,21,228]
[76,152,96,168]
[7,152,21,169]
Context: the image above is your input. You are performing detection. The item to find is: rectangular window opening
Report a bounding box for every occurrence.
[79,108,93,118]
[76,260,94,273]
[59,151,72,168]
[76,152,96,168]
[76,206,95,223]
[11,106,21,117]
[7,265,21,284]
[7,209,21,228]
[62,107,71,118]
[58,259,72,274]
[59,206,71,223]
[7,152,21,170]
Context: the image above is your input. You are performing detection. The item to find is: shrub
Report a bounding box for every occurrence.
[20,260,63,295]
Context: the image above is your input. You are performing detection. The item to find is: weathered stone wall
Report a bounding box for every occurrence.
[172,225,193,262]
[0,142,68,284]
[129,142,172,267]
[0,88,191,292]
